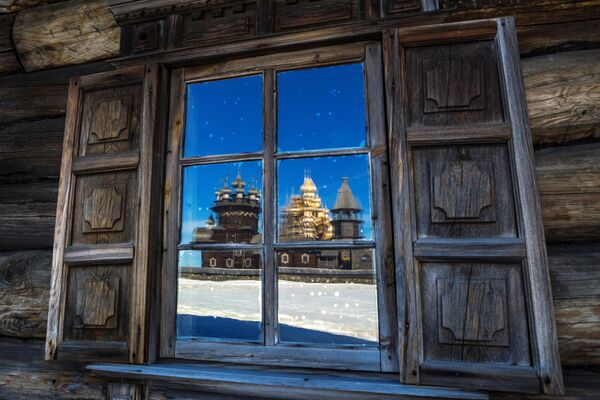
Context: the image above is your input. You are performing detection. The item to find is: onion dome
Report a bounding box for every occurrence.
[333,177,361,211]
[220,176,232,198]
[300,175,317,195]
[231,172,246,193]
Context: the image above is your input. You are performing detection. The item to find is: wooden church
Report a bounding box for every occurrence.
[0,0,598,398]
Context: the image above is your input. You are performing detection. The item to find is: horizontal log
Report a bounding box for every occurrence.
[535,143,600,242]
[0,338,104,399]
[523,49,600,145]
[0,62,112,126]
[0,1,61,14]
[442,0,600,56]
[12,0,119,72]
[0,250,51,338]
[0,117,64,182]
[0,200,56,250]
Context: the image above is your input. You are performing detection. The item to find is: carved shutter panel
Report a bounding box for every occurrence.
[387,19,564,394]
[46,65,162,363]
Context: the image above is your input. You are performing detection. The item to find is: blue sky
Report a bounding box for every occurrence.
[180,62,371,256]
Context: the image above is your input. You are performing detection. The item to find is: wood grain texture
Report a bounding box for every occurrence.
[12,0,120,71]
[0,61,112,126]
[442,0,600,56]
[523,49,600,145]
[535,143,600,242]
[0,338,104,400]
[497,17,563,394]
[0,250,51,338]
[0,0,67,13]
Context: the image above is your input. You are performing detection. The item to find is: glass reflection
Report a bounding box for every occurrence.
[177,250,262,341]
[184,75,263,157]
[277,155,372,242]
[277,249,378,345]
[181,161,263,245]
[277,63,366,152]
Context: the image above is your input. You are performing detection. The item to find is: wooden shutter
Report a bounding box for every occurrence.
[45,65,163,363]
[386,18,564,394]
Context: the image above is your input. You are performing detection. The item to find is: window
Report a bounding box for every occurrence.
[165,43,396,370]
[46,20,564,394]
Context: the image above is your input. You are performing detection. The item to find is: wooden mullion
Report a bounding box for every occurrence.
[365,41,398,372]
[180,152,263,166]
[274,147,370,160]
[160,68,186,358]
[273,240,376,250]
[263,68,277,346]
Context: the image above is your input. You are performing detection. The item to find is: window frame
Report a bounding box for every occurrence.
[160,41,398,372]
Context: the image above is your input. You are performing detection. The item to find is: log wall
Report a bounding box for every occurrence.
[0,0,599,398]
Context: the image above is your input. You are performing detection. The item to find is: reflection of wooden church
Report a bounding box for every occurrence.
[278,175,372,270]
[192,172,262,269]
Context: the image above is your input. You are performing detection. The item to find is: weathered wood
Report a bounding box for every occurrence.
[0,250,51,338]
[0,1,66,14]
[0,62,113,126]
[0,118,63,182]
[0,338,104,399]
[0,14,21,75]
[490,367,600,400]
[535,143,600,242]
[523,49,600,145]
[442,0,600,55]
[12,0,120,72]
[87,362,488,400]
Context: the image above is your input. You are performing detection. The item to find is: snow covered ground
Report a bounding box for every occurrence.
[177,278,378,344]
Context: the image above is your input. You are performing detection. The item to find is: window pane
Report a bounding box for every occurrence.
[277,249,378,345]
[184,75,263,157]
[178,250,262,342]
[277,63,366,152]
[277,155,372,242]
[181,161,263,245]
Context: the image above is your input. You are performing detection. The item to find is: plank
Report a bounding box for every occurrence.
[88,362,488,399]
[497,18,563,394]
[12,0,120,72]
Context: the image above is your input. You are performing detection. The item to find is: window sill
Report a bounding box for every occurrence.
[87,362,489,400]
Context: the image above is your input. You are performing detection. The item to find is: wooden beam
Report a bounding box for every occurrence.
[442,0,600,56]
[12,0,120,72]
[535,143,600,242]
[523,49,600,145]
[0,1,68,14]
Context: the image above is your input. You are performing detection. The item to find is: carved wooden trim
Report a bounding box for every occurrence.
[75,275,119,329]
[423,56,484,113]
[83,185,126,233]
[437,277,509,347]
[89,96,133,144]
[430,158,495,223]
[277,0,354,31]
